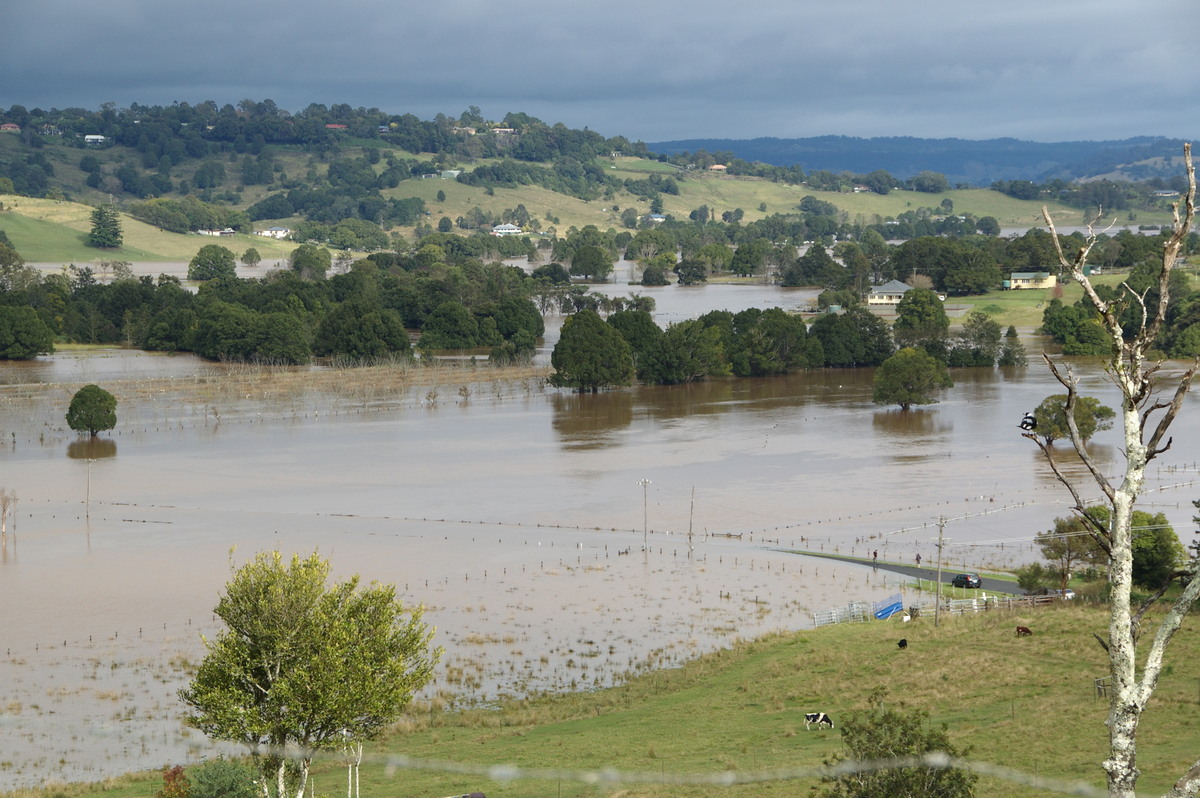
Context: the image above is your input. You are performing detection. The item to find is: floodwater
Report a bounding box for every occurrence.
[2,282,1199,790]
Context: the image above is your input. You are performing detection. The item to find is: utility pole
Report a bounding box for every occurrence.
[934,515,946,628]
[86,458,94,520]
[687,486,695,556]
[638,478,651,555]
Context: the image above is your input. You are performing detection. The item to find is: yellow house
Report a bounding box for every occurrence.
[1007,271,1056,290]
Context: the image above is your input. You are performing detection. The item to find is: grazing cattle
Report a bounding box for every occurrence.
[805,712,834,730]
[898,638,908,649]
[1016,626,1033,637]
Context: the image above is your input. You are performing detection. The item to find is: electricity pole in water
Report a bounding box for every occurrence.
[638,478,651,554]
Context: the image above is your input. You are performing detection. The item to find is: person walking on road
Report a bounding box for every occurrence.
[915,553,922,567]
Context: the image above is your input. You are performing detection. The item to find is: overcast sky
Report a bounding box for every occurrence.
[3,0,1197,144]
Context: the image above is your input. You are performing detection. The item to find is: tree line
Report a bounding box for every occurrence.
[0,233,560,365]
[548,288,1026,399]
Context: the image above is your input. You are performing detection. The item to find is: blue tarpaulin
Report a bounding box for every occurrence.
[873,593,904,620]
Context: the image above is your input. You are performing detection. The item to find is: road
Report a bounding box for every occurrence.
[789,550,1022,595]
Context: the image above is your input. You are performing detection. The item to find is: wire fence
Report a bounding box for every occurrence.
[279,747,1116,798]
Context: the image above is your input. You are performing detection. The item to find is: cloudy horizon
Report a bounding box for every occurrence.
[2,0,1197,144]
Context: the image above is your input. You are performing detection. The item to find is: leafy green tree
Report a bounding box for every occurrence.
[816,688,977,798]
[240,247,262,268]
[607,309,663,368]
[179,551,439,798]
[947,311,1002,367]
[893,288,950,356]
[87,203,123,249]
[997,325,1028,366]
[483,296,545,341]
[66,384,117,436]
[313,300,410,362]
[728,307,823,376]
[188,244,238,282]
[1015,562,1058,592]
[872,347,953,410]
[1047,505,1184,590]
[251,312,311,365]
[193,301,259,361]
[418,301,480,349]
[549,309,635,392]
[910,170,949,193]
[640,263,669,285]
[1031,394,1115,444]
[976,216,1001,236]
[639,319,729,384]
[782,243,843,288]
[0,305,54,359]
[290,244,332,280]
[570,245,613,281]
[729,239,767,277]
[809,307,893,367]
[673,258,707,286]
[1037,514,1109,589]
[0,242,43,292]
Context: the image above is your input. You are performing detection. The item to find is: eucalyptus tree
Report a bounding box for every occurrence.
[1026,145,1198,798]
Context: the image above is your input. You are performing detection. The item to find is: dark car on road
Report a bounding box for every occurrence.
[951,573,982,588]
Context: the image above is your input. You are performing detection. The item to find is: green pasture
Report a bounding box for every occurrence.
[1,195,297,264]
[16,602,1198,798]
[955,272,1134,331]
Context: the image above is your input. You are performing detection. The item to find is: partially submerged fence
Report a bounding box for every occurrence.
[813,592,1058,627]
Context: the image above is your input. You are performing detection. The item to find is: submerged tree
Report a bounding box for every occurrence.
[66,384,117,436]
[872,347,953,410]
[1025,144,1199,798]
[1031,393,1115,444]
[180,551,439,798]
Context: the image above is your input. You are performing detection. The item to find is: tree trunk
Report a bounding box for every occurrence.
[1034,143,1198,798]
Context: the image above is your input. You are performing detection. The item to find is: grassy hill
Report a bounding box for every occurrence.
[17,602,1197,798]
[2,161,1169,269]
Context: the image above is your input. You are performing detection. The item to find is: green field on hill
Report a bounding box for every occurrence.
[18,602,1196,798]
[2,142,1175,268]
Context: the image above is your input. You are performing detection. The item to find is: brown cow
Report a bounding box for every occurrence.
[1016,626,1032,637]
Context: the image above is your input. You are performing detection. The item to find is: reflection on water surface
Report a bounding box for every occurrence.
[1,320,1198,788]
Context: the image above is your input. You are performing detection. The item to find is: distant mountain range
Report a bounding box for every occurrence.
[645,135,1195,186]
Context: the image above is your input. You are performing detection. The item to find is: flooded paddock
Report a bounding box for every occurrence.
[1,296,1198,787]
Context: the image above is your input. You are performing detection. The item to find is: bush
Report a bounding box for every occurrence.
[188,758,258,798]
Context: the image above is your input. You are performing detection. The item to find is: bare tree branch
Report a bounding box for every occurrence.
[1041,355,1115,501]
[1144,364,1197,460]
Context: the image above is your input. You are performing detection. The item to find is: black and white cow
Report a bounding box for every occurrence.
[805,712,834,730]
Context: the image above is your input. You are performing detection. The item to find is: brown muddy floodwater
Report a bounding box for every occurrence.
[1,286,1198,789]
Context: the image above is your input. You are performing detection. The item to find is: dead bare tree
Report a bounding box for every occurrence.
[1025,143,1200,798]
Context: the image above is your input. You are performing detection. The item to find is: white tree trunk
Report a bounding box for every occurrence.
[1036,143,1198,798]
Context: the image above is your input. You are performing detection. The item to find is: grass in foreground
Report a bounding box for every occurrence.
[11,602,1198,798]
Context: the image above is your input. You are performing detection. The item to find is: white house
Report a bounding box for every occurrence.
[255,227,292,239]
[490,223,523,237]
[867,279,913,306]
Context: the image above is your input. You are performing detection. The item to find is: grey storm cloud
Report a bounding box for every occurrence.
[2,0,1197,142]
